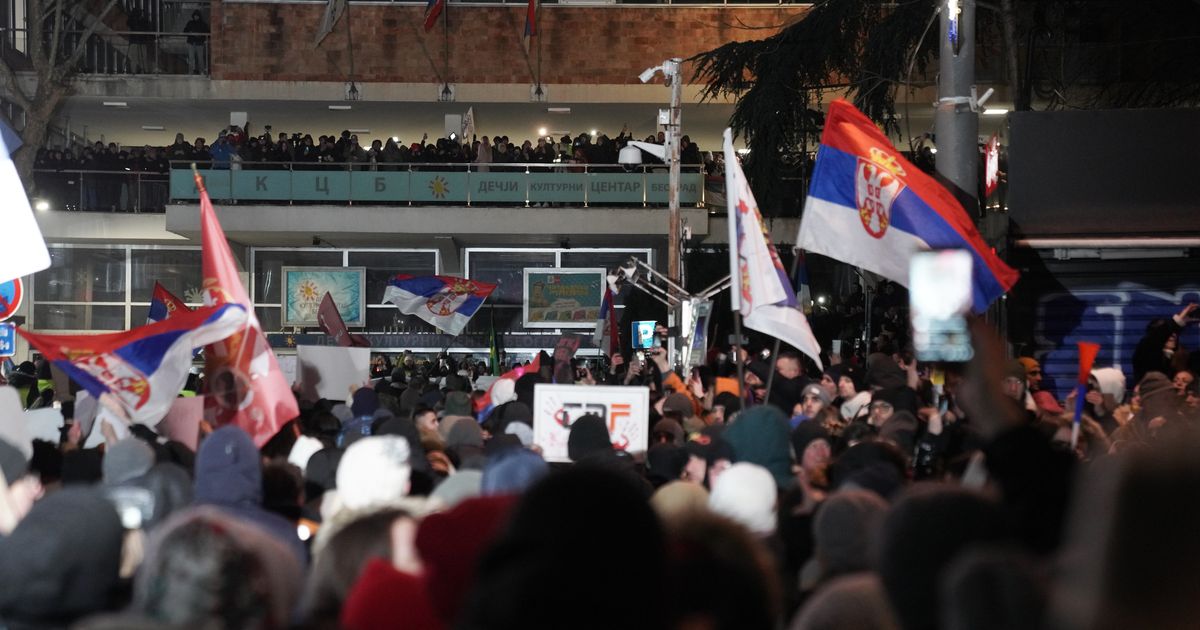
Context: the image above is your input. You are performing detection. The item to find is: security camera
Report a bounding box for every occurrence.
[639,66,660,84]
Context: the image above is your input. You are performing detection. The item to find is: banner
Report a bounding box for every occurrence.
[282,267,365,327]
[523,268,605,329]
[532,383,649,463]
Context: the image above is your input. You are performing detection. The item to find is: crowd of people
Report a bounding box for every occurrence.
[1,301,1198,628]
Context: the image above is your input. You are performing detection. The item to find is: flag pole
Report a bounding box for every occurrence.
[732,309,747,407]
[762,247,806,405]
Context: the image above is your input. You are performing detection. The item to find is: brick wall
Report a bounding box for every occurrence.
[212,2,806,83]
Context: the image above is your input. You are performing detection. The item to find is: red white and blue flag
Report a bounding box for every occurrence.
[797,100,1018,313]
[476,353,541,421]
[523,0,538,50]
[383,275,497,336]
[18,304,247,426]
[592,283,620,357]
[423,0,445,31]
[725,128,823,370]
[147,282,191,325]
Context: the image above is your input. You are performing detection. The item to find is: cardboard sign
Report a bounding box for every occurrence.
[295,345,370,402]
[158,396,204,451]
[24,408,63,443]
[532,383,649,463]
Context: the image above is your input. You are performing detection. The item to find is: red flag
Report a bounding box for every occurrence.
[984,133,1000,198]
[318,291,370,348]
[147,281,191,324]
[196,171,298,445]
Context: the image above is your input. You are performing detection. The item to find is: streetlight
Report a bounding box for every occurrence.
[638,58,683,284]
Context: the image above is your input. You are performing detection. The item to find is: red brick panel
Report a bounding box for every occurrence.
[211,1,805,83]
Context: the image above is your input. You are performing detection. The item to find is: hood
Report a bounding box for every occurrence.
[1091,367,1126,403]
[194,426,263,509]
[722,405,793,490]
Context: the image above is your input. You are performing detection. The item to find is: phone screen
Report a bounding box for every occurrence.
[910,250,974,362]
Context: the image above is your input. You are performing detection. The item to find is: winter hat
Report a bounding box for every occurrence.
[0,487,124,624]
[878,411,919,454]
[287,435,325,474]
[1137,371,1175,406]
[722,405,793,489]
[826,364,864,393]
[791,421,831,461]
[650,480,710,523]
[375,417,432,474]
[828,441,908,499]
[390,367,407,385]
[504,421,533,447]
[1091,367,1127,404]
[103,438,156,486]
[444,391,473,417]
[1004,359,1028,381]
[840,391,872,421]
[443,374,468,393]
[568,414,613,463]
[482,448,548,496]
[420,389,444,409]
[0,437,28,485]
[336,436,412,511]
[442,417,484,450]
[866,355,906,390]
[814,489,889,577]
[709,462,777,535]
[351,388,379,417]
[789,573,900,630]
[686,428,737,468]
[662,393,695,419]
[801,383,832,406]
[646,444,689,487]
[1018,357,1040,376]
[652,418,686,446]
[490,378,517,406]
[431,470,483,509]
[340,559,444,630]
[416,495,517,624]
[305,447,344,493]
[473,375,499,394]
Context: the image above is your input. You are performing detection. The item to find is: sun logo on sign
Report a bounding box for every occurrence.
[297,280,320,302]
[429,176,450,199]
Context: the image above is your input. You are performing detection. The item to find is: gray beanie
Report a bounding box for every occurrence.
[814,489,890,577]
[103,438,156,486]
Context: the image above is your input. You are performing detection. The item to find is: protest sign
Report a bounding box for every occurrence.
[532,383,649,463]
[24,408,63,443]
[296,345,370,401]
[158,396,205,451]
[0,386,30,457]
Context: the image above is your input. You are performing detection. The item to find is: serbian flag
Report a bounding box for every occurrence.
[423,0,444,31]
[1072,341,1101,447]
[797,100,1018,313]
[147,282,191,324]
[383,275,496,336]
[196,172,299,446]
[592,283,619,356]
[984,133,1000,198]
[724,128,822,370]
[523,0,538,50]
[476,353,542,421]
[318,291,370,348]
[18,304,247,426]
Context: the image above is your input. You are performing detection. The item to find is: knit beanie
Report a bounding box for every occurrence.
[722,405,793,489]
[791,421,831,461]
[351,389,380,418]
[415,496,517,624]
[103,438,156,486]
[708,462,778,535]
[814,489,890,576]
[444,392,473,417]
[801,383,832,407]
[650,480,710,523]
[340,559,444,630]
[652,418,686,447]
[430,470,482,509]
[287,435,325,474]
[567,414,613,463]
[481,448,548,496]
[336,436,412,511]
[662,393,695,419]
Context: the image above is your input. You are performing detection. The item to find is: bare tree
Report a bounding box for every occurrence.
[0,0,122,188]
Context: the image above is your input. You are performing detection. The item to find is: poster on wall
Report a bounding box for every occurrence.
[532,383,649,463]
[282,267,366,327]
[523,268,605,329]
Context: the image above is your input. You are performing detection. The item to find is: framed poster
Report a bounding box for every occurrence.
[282,266,366,327]
[532,383,650,463]
[523,267,605,329]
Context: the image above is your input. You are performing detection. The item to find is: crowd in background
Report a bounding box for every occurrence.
[1,300,1198,629]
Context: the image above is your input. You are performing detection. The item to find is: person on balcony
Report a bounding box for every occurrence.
[184,10,209,75]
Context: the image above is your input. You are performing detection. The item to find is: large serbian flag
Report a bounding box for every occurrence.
[147,282,191,324]
[797,100,1018,312]
[18,304,247,426]
[197,172,299,446]
[383,275,497,336]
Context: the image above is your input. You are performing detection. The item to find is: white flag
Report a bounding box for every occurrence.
[313,0,347,46]
[0,134,49,284]
[723,129,822,370]
[462,107,476,142]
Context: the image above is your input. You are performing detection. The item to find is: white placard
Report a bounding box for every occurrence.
[277,354,298,387]
[532,383,649,463]
[24,408,63,443]
[296,345,371,402]
[84,407,131,449]
[0,386,31,457]
[0,133,50,284]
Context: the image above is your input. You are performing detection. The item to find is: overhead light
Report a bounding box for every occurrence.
[983,108,1009,116]
[328,105,352,111]
[348,128,370,133]
[102,101,127,107]
[141,125,164,131]
[537,127,547,136]
[34,199,49,211]
[547,107,570,114]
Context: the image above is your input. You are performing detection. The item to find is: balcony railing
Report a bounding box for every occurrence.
[167,162,707,207]
[33,169,170,213]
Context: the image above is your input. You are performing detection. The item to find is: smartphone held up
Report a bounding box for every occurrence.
[910,249,974,363]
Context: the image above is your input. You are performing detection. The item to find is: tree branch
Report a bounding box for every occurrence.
[0,59,32,111]
[59,0,122,79]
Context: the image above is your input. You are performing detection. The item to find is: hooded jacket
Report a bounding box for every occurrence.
[194,426,307,565]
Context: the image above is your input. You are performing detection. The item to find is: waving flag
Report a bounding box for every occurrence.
[984,133,1000,198]
[797,100,1018,312]
[197,172,298,446]
[147,282,191,324]
[1071,341,1101,448]
[477,353,542,421]
[725,129,823,370]
[423,0,445,31]
[383,275,496,336]
[318,291,370,348]
[523,0,539,50]
[592,283,620,357]
[18,304,247,426]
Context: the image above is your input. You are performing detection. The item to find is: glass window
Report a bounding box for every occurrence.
[253,250,343,304]
[34,304,125,331]
[367,306,441,334]
[130,249,203,303]
[468,251,556,306]
[255,306,282,333]
[348,251,438,304]
[34,247,126,302]
[559,250,650,307]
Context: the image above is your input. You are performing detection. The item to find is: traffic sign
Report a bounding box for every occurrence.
[0,278,22,321]
[0,323,14,357]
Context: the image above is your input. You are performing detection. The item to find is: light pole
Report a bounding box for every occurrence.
[639,58,683,284]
